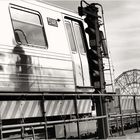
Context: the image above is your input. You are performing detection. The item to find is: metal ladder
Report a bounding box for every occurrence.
[99,4,115,93]
[103,56,115,93]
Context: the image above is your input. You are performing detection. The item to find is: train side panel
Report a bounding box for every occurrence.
[0,100,92,119]
[0,0,91,92]
[0,1,77,92]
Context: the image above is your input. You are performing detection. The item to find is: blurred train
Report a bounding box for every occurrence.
[0,0,101,139]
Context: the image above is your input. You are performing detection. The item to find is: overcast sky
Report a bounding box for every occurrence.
[41,0,140,78]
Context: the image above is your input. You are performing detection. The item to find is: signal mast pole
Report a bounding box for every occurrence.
[78,1,109,139]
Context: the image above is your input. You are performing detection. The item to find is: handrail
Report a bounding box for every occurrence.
[109,112,140,118]
[0,92,140,97]
[2,115,107,130]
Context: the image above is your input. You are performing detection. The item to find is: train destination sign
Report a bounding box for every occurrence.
[47,17,58,27]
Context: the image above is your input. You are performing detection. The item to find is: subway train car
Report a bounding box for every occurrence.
[0,0,101,139]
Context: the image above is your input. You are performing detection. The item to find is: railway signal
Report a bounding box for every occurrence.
[86,27,101,89]
[78,1,109,138]
[79,3,104,90]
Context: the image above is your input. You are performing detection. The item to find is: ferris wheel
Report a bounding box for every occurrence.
[115,69,140,95]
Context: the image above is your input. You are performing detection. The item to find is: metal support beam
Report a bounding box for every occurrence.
[40,94,48,139]
[21,118,25,139]
[118,96,125,136]
[0,116,3,139]
[133,96,140,133]
[74,98,80,138]
[31,126,35,139]
[95,95,109,139]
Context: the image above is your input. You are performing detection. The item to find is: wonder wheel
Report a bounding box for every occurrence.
[115,69,140,95]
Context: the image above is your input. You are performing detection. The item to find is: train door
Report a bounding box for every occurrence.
[65,19,90,87]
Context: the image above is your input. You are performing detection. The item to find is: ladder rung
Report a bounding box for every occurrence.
[106,84,113,86]
[104,69,110,71]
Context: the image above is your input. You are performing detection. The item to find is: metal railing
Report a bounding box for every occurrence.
[0,91,140,139]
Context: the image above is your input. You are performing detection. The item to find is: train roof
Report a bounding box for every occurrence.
[16,0,82,19]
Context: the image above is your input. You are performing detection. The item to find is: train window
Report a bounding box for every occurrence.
[73,23,86,54]
[65,21,77,52]
[10,7,47,48]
